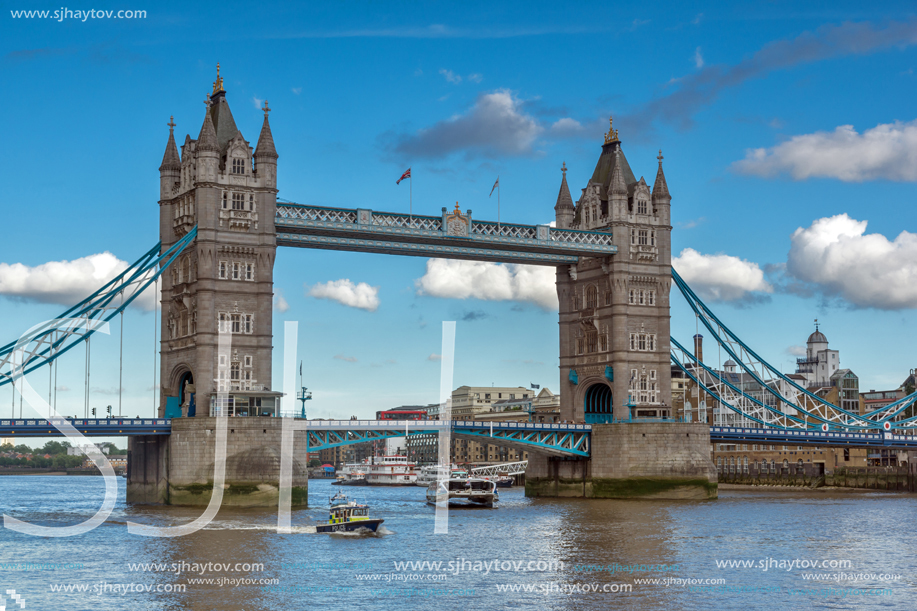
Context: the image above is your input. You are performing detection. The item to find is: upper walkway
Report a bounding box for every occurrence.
[274,203,617,265]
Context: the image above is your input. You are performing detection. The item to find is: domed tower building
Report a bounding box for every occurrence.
[795,320,840,387]
[555,119,673,423]
[157,66,280,418]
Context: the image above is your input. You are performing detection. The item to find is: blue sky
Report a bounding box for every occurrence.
[2,1,916,430]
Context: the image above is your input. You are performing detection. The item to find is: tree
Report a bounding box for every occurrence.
[308,459,321,468]
[42,441,69,456]
[0,443,13,452]
[13,444,32,455]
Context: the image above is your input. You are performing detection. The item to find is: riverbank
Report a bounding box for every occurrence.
[0,469,101,476]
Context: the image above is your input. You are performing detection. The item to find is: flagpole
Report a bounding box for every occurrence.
[497,175,501,229]
[410,172,413,221]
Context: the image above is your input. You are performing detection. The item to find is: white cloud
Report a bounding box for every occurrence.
[550,117,584,137]
[673,248,772,302]
[415,259,558,310]
[291,87,302,95]
[273,290,290,313]
[439,68,461,84]
[694,46,704,68]
[252,96,263,110]
[785,214,917,309]
[308,279,380,311]
[334,354,358,363]
[390,89,542,158]
[0,252,157,311]
[467,73,483,83]
[786,345,807,356]
[427,353,441,361]
[733,120,917,181]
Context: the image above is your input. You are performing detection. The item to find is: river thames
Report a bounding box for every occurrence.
[0,476,914,610]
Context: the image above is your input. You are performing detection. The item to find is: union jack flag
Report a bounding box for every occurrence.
[396,168,411,184]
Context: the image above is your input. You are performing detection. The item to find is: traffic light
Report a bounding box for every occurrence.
[91,408,96,416]
[106,406,112,417]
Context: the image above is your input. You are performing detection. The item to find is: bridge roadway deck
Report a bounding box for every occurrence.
[274,203,617,266]
[5,420,916,451]
[710,426,917,449]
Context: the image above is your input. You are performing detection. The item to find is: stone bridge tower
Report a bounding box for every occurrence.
[556,119,672,423]
[156,67,279,418]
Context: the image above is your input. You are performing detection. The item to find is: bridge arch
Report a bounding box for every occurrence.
[582,382,613,424]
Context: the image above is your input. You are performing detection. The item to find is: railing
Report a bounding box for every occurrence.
[471,221,537,240]
[550,228,614,245]
[372,213,442,231]
[276,206,358,224]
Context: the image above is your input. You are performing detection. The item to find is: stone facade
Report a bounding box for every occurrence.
[127,417,309,507]
[525,423,717,499]
[556,120,672,422]
[157,68,279,416]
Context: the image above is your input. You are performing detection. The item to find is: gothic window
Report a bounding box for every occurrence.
[245,263,254,281]
[248,194,254,211]
[576,338,584,355]
[222,192,228,209]
[244,314,253,334]
[638,334,646,351]
[629,333,657,352]
[630,230,635,246]
[650,231,656,246]
[232,158,245,175]
[638,230,648,246]
[604,291,611,306]
[232,192,244,210]
[218,354,227,367]
[191,311,197,335]
[628,289,636,305]
[638,290,645,305]
[647,290,656,306]
[637,200,647,215]
[230,362,241,381]
[231,314,241,334]
[218,313,228,333]
[232,262,240,280]
[586,330,597,353]
[244,355,252,368]
[629,334,636,350]
[599,334,608,352]
[219,261,227,279]
[585,285,597,309]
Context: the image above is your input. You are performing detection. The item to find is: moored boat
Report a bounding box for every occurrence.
[426,477,499,508]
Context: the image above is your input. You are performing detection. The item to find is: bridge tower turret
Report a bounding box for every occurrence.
[156,65,279,418]
[556,117,673,423]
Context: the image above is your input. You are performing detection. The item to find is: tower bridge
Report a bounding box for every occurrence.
[4,68,915,509]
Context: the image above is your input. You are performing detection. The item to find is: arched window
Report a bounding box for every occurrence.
[585,330,597,353]
[585,285,598,309]
[232,157,245,175]
[753,460,759,472]
[770,460,776,474]
[729,457,735,474]
[716,457,722,473]
[782,459,789,473]
[743,456,748,474]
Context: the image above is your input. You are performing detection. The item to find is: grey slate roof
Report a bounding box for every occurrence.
[196,106,219,152]
[255,114,278,159]
[208,91,241,152]
[589,141,638,200]
[652,158,670,198]
[554,170,574,211]
[159,129,181,171]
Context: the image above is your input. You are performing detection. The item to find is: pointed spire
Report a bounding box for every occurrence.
[159,116,181,172]
[196,94,219,153]
[554,161,574,211]
[255,99,278,160]
[610,151,627,196]
[652,149,670,198]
